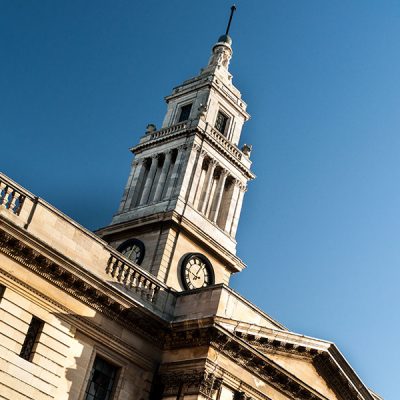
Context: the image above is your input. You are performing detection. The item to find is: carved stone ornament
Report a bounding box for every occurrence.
[160,370,220,397]
[197,103,208,119]
[208,44,232,69]
[145,123,157,134]
[241,144,252,157]
[234,391,254,400]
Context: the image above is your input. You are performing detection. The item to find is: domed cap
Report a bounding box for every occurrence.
[217,34,232,46]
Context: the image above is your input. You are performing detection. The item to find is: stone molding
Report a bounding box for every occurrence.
[131,126,255,180]
[163,326,328,400]
[0,226,166,344]
[158,360,272,400]
[314,353,367,400]
[237,331,315,361]
[160,370,221,398]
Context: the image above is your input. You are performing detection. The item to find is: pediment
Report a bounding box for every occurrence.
[215,318,376,400]
[256,346,340,399]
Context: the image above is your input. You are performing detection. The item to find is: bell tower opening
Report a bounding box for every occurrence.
[96,6,254,291]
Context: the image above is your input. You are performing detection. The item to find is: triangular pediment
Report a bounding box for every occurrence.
[215,317,377,400]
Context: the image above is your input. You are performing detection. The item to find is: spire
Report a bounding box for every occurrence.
[218,4,236,45]
[207,5,237,70]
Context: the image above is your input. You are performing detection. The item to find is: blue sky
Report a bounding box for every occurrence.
[1,1,398,398]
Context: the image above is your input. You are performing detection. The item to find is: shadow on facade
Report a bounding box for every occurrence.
[52,311,156,400]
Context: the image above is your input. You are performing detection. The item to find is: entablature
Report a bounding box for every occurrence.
[130,123,255,179]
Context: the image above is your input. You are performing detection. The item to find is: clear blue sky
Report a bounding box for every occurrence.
[1,1,398,398]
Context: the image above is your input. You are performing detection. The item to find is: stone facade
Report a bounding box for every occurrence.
[0,23,382,400]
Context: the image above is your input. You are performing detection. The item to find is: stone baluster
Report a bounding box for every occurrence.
[163,145,187,200]
[125,159,147,209]
[153,150,172,202]
[209,169,229,222]
[229,183,247,237]
[199,159,218,214]
[139,155,159,206]
[187,146,207,204]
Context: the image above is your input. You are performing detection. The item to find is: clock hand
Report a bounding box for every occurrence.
[194,265,203,277]
[189,270,198,280]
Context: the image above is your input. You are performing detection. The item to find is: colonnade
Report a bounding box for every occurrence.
[187,149,246,237]
[120,144,187,211]
[118,143,246,238]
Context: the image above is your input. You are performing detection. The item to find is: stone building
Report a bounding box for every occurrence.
[0,18,382,400]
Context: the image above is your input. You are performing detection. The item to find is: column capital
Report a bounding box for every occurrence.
[239,183,248,192]
[177,144,188,151]
[219,169,230,178]
[232,178,241,187]
[209,158,218,167]
[193,143,201,151]
[233,179,247,192]
[193,144,208,158]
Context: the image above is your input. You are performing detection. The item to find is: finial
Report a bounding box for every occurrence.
[225,5,237,36]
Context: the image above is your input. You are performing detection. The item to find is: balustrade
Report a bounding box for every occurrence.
[106,254,161,303]
[150,122,187,140]
[207,126,242,160]
[0,177,26,215]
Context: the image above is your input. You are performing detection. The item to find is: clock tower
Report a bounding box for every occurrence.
[97,15,254,291]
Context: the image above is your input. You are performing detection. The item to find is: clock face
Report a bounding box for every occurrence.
[116,239,145,265]
[181,253,214,290]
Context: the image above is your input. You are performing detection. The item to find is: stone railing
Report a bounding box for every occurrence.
[150,122,188,140]
[0,172,174,315]
[207,126,243,161]
[106,253,162,304]
[0,175,27,215]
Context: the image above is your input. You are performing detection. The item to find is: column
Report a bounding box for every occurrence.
[209,169,228,222]
[124,159,147,210]
[153,151,172,202]
[173,144,192,197]
[117,159,138,212]
[187,147,207,204]
[199,159,218,214]
[222,179,241,232]
[139,154,159,206]
[229,183,247,237]
[163,145,187,200]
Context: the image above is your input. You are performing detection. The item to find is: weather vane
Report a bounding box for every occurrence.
[225,5,237,36]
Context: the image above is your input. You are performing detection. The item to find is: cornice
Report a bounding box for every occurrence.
[314,352,374,400]
[130,126,255,180]
[218,320,375,400]
[97,210,246,273]
[0,224,167,344]
[130,126,196,154]
[174,212,245,272]
[163,323,329,400]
